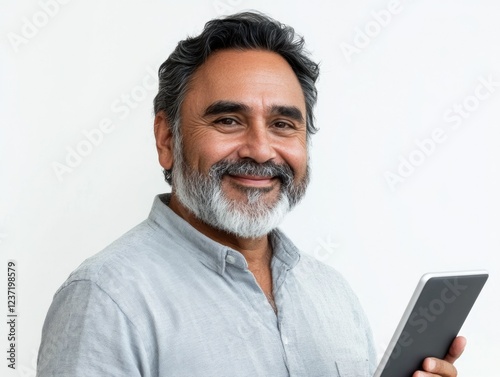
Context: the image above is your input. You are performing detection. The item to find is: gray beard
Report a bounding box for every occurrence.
[171,139,309,239]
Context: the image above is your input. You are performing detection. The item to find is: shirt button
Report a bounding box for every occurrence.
[282,336,289,345]
[226,255,236,264]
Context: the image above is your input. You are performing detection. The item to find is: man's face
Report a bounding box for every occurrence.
[160,49,309,238]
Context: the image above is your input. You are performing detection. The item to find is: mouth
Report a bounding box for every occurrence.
[226,174,278,188]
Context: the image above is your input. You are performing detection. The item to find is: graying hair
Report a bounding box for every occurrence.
[153,11,320,185]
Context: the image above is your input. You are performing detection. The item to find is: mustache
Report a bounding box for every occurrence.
[208,159,295,187]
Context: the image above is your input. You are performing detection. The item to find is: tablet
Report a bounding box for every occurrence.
[373,270,488,377]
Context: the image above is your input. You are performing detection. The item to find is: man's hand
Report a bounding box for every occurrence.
[413,336,467,377]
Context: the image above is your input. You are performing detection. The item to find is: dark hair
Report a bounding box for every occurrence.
[153,11,320,184]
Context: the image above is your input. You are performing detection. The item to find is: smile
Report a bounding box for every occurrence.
[226,174,278,188]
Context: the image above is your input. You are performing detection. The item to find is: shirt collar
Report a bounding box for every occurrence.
[147,193,300,275]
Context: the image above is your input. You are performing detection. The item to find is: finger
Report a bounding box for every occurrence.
[444,336,467,364]
[412,371,441,377]
[421,357,457,377]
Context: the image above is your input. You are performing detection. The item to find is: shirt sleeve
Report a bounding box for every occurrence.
[37,280,148,377]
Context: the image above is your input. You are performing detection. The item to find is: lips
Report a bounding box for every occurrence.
[227,174,277,187]
[210,159,294,189]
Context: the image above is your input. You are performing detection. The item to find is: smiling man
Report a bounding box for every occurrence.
[37,11,465,377]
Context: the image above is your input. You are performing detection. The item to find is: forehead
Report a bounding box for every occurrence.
[183,49,306,114]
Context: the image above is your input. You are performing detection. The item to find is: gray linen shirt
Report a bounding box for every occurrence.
[37,194,376,377]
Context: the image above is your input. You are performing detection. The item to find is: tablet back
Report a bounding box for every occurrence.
[375,271,488,377]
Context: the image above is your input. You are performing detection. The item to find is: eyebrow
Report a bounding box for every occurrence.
[203,101,251,117]
[203,101,305,123]
[269,105,305,123]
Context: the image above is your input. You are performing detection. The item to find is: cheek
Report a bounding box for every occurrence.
[291,154,309,181]
[183,134,240,172]
[278,140,308,177]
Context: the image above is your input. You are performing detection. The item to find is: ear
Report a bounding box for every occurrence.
[154,111,175,170]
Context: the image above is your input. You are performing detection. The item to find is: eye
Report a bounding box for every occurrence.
[215,117,239,126]
[273,121,294,129]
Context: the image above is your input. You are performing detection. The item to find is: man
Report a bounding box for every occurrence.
[37,11,465,377]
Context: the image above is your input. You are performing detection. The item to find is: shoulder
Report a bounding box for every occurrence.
[55,215,187,302]
[58,221,151,287]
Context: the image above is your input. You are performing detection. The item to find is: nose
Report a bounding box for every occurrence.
[237,122,277,163]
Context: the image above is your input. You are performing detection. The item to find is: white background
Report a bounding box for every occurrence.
[1,0,499,376]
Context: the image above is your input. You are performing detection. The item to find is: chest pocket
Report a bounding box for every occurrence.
[335,360,371,377]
